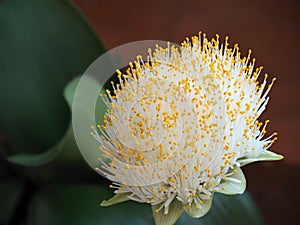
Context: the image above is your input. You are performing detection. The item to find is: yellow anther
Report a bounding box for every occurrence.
[194,166,199,172]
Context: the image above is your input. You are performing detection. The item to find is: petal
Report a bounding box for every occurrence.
[217,167,246,195]
[100,193,130,207]
[238,150,284,166]
[183,194,214,218]
[152,199,184,225]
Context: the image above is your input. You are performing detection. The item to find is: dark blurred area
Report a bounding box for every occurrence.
[72,0,300,224]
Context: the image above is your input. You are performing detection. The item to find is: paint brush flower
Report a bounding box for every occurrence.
[91,33,283,225]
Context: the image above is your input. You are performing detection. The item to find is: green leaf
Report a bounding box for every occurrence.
[6,148,60,167]
[28,185,265,225]
[6,76,106,184]
[177,192,265,225]
[6,125,72,167]
[28,185,153,225]
[100,192,130,206]
[7,76,81,167]
[238,150,284,166]
[26,126,99,183]
[0,178,26,225]
[7,73,106,167]
[63,75,82,107]
[183,194,213,218]
[217,166,246,195]
[6,76,84,167]
[152,199,184,225]
[0,0,105,156]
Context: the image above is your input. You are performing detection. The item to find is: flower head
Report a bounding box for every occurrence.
[92,33,283,225]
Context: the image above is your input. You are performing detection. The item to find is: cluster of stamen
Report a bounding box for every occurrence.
[91,32,277,213]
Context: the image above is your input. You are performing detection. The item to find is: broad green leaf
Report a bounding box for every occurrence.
[0,0,105,156]
[217,166,246,195]
[63,75,82,107]
[152,199,184,225]
[177,192,265,225]
[28,185,153,225]
[100,193,130,206]
[6,76,106,183]
[6,75,90,167]
[28,185,265,225]
[5,75,83,167]
[6,147,61,167]
[183,194,213,218]
[6,125,72,167]
[25,127,100,184]
[0,178,26,225]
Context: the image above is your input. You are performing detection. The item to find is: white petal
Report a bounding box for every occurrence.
[217,167,246,195]
[152,199,183,225]
[183,194,214,218]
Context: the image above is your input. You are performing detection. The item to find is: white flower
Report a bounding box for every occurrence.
[92,33,283,225]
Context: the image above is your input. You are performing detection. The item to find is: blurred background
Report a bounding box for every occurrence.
[0,0,299,224]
